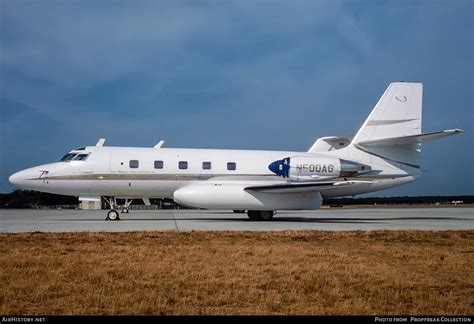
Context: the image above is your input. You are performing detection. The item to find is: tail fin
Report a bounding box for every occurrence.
[348,82,463,171]
[350,82,423,170]
[352,82,423,145]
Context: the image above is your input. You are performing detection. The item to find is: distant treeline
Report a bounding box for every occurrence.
[324,196,473,206]
[0,190,472,209]
[0,190,78,208]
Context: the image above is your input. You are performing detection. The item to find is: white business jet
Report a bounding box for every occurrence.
[9,82,463,221]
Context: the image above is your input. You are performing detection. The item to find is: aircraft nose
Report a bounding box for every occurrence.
[9,168,45,189]
[9,170,28,187]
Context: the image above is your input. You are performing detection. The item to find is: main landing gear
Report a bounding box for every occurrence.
[103,197,133,221]
[247,210,275,221]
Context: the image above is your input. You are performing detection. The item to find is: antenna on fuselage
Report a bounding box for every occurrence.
[96,138,106,147]
[153,140,165,148]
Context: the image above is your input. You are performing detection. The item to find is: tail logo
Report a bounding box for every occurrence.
[395,96,407,102]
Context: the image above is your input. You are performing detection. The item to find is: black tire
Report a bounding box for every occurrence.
[121,207,129,214]
[247,210,260,220]
[247,210,274,221]
[106,209,120,221]
[260,211,274,221]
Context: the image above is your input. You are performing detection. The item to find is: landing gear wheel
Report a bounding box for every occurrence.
[247,210,274,221]
[121,207,129,214]
[106,209,120,221]
[247,211,260,220]
[260,211,274,221]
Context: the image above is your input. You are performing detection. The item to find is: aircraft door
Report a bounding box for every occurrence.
[92,151,111,194]
[93,151,111,174]
[70,153,94,195]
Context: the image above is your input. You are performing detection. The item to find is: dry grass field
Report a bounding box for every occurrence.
[0,230,472,315]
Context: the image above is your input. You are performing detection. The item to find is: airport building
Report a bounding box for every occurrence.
[79,197,179,210]
[80,200,101,210]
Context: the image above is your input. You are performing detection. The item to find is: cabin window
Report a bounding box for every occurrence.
[129,160,139,169]
[227,162,236,171]
[179,161,188,170]
[73,154,89,161]
[154,160,164,169]
[202,161,211,170]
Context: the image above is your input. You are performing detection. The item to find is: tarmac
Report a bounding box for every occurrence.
[0,207,473,232]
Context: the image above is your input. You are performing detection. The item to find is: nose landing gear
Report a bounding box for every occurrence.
[107,209,120,221]
[103,197,133,221]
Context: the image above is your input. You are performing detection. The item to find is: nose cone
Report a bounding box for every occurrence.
[9,170,30,188]
[9,166,50,190]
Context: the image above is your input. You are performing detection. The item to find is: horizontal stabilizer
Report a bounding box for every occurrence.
[358,129,464,146]
[245,180,372,194]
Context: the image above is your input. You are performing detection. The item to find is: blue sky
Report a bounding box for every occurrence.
[1,0,472,196]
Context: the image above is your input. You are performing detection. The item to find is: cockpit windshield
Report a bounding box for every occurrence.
[73,154,89,161]
[60,153,76,162]
[59,153,90,162]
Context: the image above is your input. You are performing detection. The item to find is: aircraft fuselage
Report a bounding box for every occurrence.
[9,146,416,201]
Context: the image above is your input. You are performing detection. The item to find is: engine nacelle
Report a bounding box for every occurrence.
[268,155,370,181]
[289,156,340,181]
